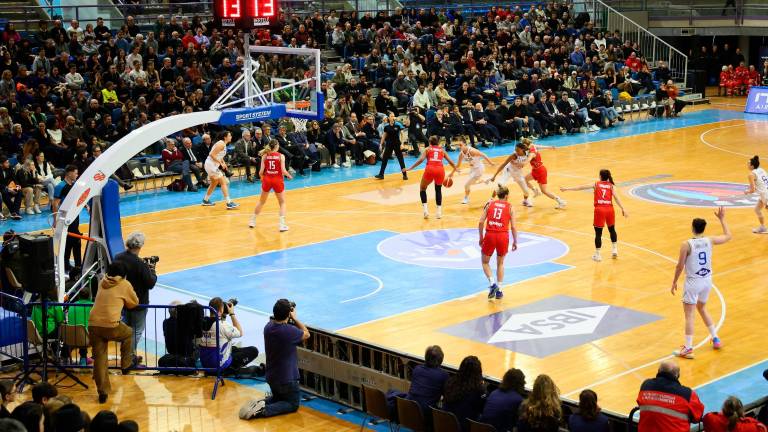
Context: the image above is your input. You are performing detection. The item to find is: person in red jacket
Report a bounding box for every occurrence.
[637,360,704,432]
[720,66,732,96]
[703,396,767,432]
[747,65,761,92]
[735,62,750,95]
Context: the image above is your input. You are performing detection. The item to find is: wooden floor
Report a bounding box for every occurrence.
[6,99,768,430]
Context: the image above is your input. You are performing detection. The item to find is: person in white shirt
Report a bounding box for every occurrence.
[413,84,432,111]
[66,19,84,42]
[670,207,731,359]
[745,155,768,233]
[65,64,84,90]
[197,297,261,376]
[33,151,56,211]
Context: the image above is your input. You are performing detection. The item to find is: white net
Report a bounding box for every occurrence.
[285,100,311,132]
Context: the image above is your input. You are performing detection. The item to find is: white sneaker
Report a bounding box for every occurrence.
[612,246,618,258]
[590,125,601,132]
[34,205,41,214]
[279,223,290,232]
[533,188,541,197]
[342,161,352,168]
[555,198,567,209]
[288,167,296,174]
[592,252,602,262]
[522,198,533,207]
[332,163,340,168]
[461,197,469,205]
[25,208,35,215]
[248,215,256,228]
[753,226,768,234]
[423,211,429,219]
[436,208,442,219]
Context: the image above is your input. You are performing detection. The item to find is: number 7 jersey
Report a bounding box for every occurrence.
[685,237,712,279]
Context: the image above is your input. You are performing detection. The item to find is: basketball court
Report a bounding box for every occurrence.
[18,102,761,430]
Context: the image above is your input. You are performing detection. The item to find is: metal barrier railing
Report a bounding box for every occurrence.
[298,325,636,431]
[578,0,689,87]
[0,291,225,399]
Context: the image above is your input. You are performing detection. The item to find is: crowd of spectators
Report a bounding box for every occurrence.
[390,347,767,432]
[0,381,140,432]
[0,2,696,214]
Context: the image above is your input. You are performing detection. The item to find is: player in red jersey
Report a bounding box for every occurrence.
[403,135,457,219]
[249,140,293,232]
[479,185,518,299]
[492,139,566,209]
[560,169,628,261]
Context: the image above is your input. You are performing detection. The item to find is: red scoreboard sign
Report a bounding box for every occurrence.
[214,0,276,29]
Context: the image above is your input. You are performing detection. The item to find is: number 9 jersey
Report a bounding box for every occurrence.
[683,237,713,304]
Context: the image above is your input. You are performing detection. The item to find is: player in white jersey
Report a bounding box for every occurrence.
[202,130,239,209]
[489,147,532,207]
[670,207,731,359]
[745,155,768,234]
[454,139,494,205]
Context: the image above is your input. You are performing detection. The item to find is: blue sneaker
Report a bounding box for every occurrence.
[201,199,215,206]
[488,283,499,299]
[712,337,722,350]
[495,290,504,299]
[226,201,240,210]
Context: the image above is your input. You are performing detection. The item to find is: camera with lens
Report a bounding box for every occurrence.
[224,298,238,316]
[143,256,160,266]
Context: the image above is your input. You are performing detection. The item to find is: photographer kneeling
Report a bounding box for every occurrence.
[115,232,157,365]
[240,299,310,420]
[197,297,260,377]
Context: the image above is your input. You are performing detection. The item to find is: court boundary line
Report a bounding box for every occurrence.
[237,267,384,304]
[155,282,273,316]
[693,358,768,390]
[699,121,754,157]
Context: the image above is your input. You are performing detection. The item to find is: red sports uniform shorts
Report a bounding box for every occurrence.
[593,206,615,228]
[531,166,548,184]
[261,177,285,193]
[481,231,510,257]
[423,167,445,186]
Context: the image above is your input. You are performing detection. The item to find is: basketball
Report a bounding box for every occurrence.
[444,177,453,188]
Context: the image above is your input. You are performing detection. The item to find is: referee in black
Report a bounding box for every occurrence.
[374,112,407,180]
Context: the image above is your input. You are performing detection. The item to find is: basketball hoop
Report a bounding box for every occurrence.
[286,100,312,132]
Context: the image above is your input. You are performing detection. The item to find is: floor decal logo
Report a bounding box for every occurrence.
[377,228,569,269]
[630,181,756,207]
[442,296,661,358]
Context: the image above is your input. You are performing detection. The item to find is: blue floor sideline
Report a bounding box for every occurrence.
[696,359,768,414]
[9,109,763,233]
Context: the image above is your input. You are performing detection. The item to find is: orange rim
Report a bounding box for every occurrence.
[286,100,311,110]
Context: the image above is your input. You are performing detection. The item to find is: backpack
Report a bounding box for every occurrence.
[167,178,186,192]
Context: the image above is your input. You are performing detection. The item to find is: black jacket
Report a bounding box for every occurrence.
[114,250,157,305]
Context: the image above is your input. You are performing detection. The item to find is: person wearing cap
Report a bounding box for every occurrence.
[240,299,310,419]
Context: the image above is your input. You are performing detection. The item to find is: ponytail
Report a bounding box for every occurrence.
[721,396,744,431]
[259,139,279,157]
[750,155,760,169]
[599,169,614,185]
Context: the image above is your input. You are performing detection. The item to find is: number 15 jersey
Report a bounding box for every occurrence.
[685,237,712,279]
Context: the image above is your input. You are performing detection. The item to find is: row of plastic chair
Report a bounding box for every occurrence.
[361,384,497,432]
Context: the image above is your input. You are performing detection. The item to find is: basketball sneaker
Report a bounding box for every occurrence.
[712,337,722,349]
[436,207,442,219]
[555,197,567,209]
[249,216,256,228]
[201,199,215,206]
[226,201,240,210]
[495,290,504,299]
[522,198,533,207]
[533,187,541,197]
[279,223,289,232]
[673,346,695,359]
[423,210,429,219]
[592,252,602,262]
[753,226,768,234]
[488,283,499,299]
[611,244,618,259]
[461,197,469,205]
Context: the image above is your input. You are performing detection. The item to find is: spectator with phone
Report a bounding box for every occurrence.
[0,156,22,220]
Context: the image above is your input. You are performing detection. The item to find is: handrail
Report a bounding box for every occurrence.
[591,0,687,64]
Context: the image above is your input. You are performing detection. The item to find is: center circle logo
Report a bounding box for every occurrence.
[629,181,754,207]
[377,228,569,269]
